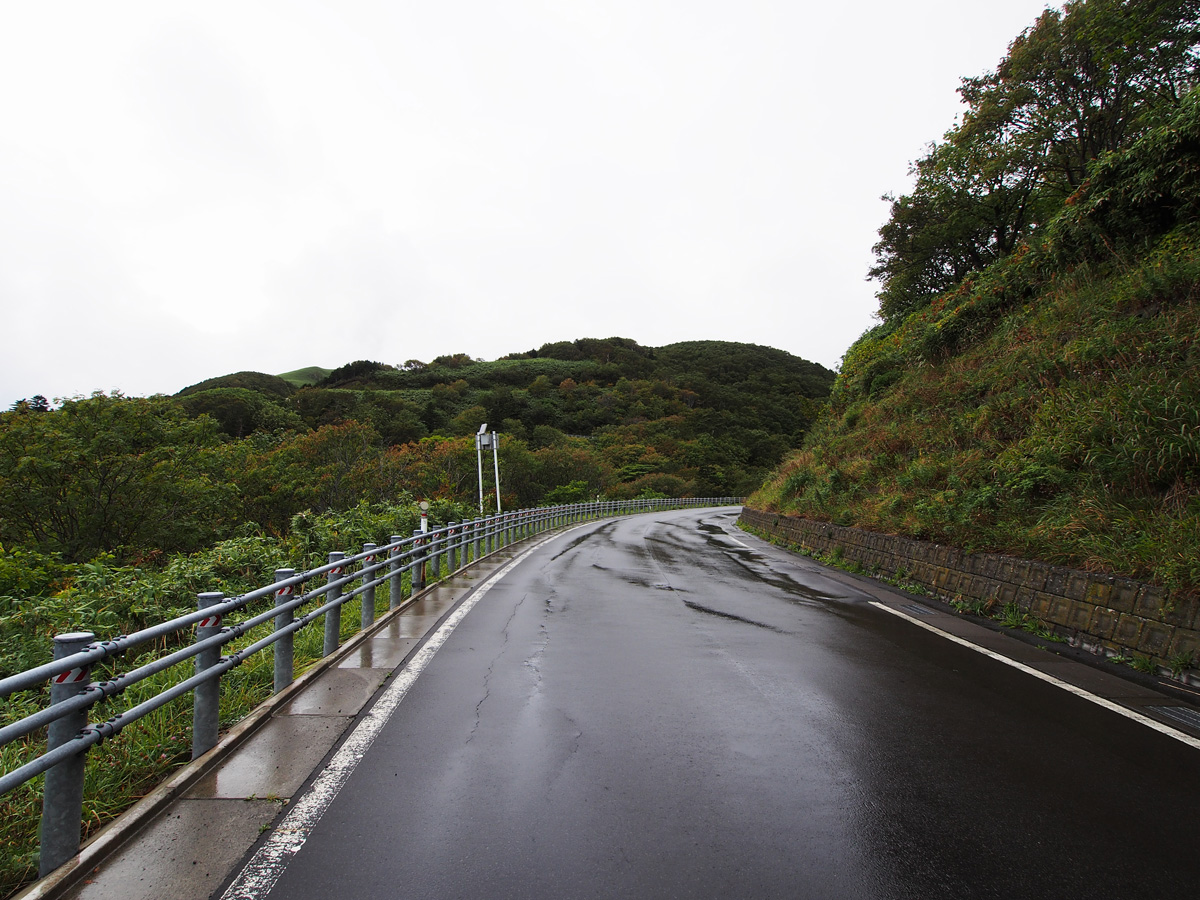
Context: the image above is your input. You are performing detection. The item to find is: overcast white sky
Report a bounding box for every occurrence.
[0,0,1054,407]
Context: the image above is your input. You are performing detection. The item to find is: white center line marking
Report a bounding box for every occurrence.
[871,601,1200,751]
[220,537,561,900]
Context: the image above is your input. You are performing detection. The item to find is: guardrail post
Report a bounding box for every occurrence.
[361,544,377,630]
[428,532,441,584]
[447,523,458,573]
[38,631,95,877]
[273,569,296,693]
[324,552,345,656]
[412,530,426,592]
[192,592,224,759]
[389,536,405,610]
[472,518,481,561]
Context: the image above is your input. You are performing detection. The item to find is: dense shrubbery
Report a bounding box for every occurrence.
[2,338,831,569]
[0,496,476,897]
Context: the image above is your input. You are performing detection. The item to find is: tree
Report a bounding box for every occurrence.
[178,387,304,438]
[961,0,1200,195]
[8,395,51,412]
[871,0,1200,321]
[0,393,231,561]
[871,130,1047,320]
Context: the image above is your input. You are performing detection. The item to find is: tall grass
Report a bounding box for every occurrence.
[752,228,1200,596]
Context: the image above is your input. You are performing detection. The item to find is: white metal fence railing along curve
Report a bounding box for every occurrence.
[0,497,742,878]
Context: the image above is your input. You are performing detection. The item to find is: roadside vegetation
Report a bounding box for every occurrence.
[175,338,832,503]
[0,499,473,897]
[752,0,1200,598]
[0,338,830,896]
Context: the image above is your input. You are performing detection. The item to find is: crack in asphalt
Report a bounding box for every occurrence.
[524,623,550,700]
[467,591,528,745]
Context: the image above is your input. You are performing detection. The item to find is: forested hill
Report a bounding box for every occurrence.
[1,339,830,566]
[177,338,832,462]
[752,0,1200,596]
[170,337,831,529]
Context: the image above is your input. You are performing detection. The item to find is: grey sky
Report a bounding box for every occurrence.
[0,0,1052,407]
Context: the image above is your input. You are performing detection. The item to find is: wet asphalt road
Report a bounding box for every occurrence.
[254,508,1200,899]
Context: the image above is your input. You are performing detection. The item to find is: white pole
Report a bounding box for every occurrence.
[492,431,502,514]
[476,424,488,514]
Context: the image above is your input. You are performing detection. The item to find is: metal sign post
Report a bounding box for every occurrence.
[475,424,502,514]
[475,424,489,514]
[491,431,502,514]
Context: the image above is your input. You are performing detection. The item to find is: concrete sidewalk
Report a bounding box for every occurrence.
[18,541,535,900]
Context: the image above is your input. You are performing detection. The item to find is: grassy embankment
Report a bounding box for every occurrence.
[752,112,1200,601]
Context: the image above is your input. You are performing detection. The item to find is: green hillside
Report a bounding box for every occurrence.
[277,366,334,387]
[177,371,296,398]
[753,0,1200,596]
[166,338,832,505]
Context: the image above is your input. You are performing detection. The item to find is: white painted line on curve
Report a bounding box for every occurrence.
[220,537,561,900]
[871,601,1200,752]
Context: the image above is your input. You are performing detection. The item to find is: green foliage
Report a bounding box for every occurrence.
[178,387,305,438]
[276,366,334,387]
[0,335,823,897]
[176,371,296,399]
[542,479,594,505]
[0,393,233,562]
[1131,654,1160,674]
[271,339,833,500]
[0,545,72,599]
[755,223,1200,595]
[1169,650,1195,678]
[872,0,1200,321]
[0,493,470,897]
[319,359,397,388]
[1047,87,1200,265]
[761,3,1200,600]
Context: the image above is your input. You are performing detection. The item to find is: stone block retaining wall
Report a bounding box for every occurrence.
[739,507,1200,668]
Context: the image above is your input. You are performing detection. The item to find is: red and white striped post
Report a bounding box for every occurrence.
[39,631,95,877]
[361,544,377,629]
[412,530,426,592]
[389,536,405,610]
[192,592,225,759]
[324,552,346,657]
[273,569,296,693]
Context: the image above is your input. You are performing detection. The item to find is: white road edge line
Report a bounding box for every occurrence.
[219,537,561,900]
[871,601,1200,751]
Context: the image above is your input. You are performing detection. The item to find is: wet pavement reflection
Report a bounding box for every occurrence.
[257,507,1200,900]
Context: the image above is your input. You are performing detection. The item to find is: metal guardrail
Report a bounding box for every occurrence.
[0,497,742,876]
